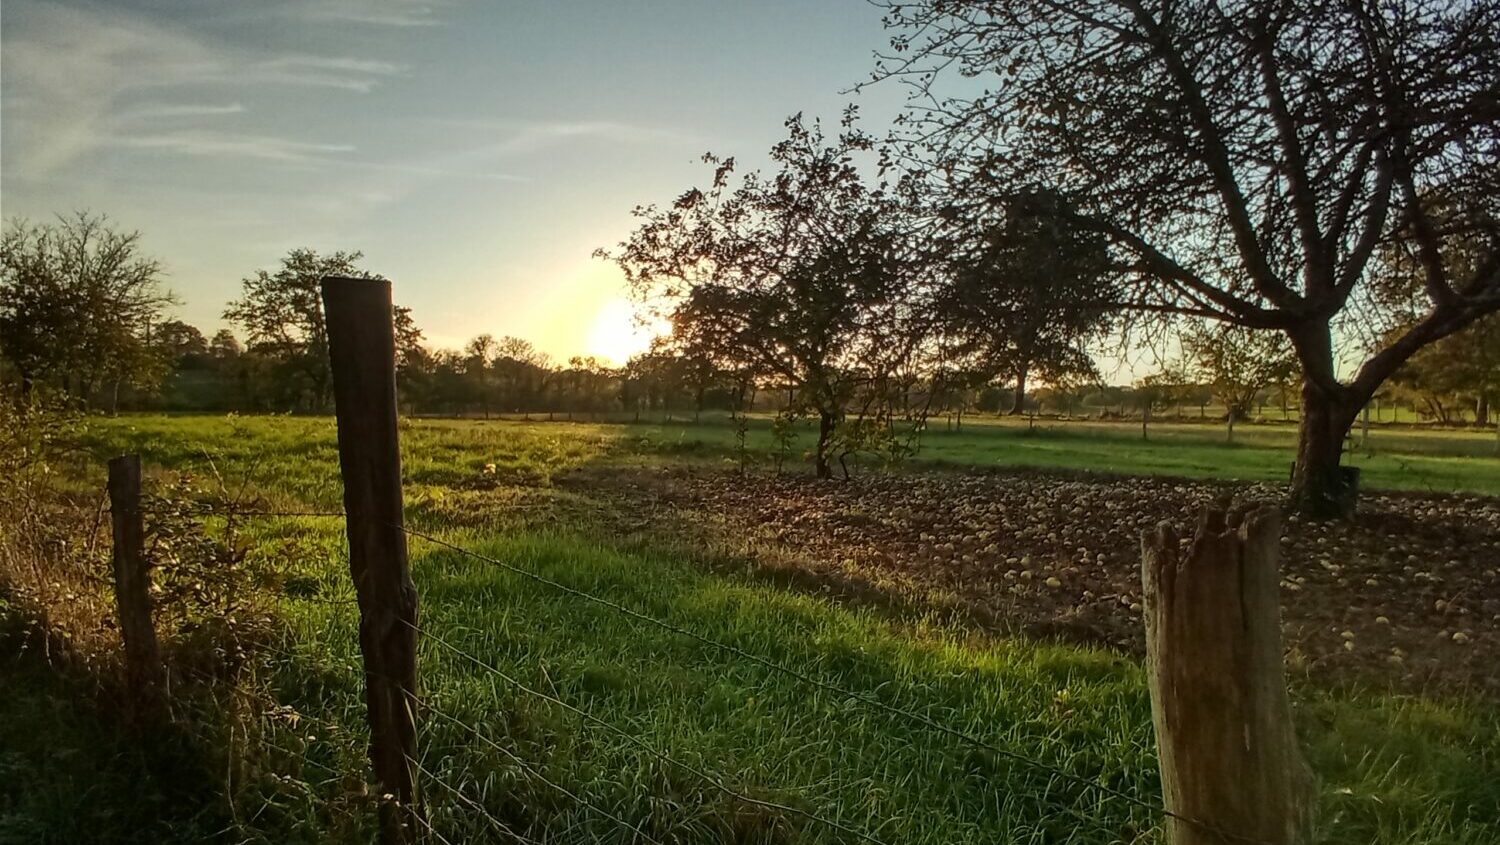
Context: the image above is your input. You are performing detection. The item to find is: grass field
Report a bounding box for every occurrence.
[3,413,1497,843]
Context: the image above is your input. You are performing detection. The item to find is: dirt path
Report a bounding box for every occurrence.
[565,466,1500,698]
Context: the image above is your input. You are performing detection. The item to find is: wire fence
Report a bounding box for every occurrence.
[137,500,1269,845]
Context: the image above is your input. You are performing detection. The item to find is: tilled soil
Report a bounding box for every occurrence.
[566,466,1500,698]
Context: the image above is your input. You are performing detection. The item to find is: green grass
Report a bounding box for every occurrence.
[906,417,1500,496]
[251,530,1493,844]
[84,410,1500,499]
[5,413,1496,842]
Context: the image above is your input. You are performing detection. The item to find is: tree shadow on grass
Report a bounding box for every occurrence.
[0,612,228,845]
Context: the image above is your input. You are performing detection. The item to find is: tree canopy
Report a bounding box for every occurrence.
[601,112,929,476]
[938,190,1115,414]
[875,0,1500,515]
[0,213,175,407]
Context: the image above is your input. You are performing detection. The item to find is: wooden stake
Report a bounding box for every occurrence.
[107,454,165,717]
[1141,507,1315,845]
[321,276,421,844]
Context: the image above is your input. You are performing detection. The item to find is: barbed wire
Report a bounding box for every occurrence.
[405,617,895,845]
[408,755,539,845]
[139,501,1266,844]
[415,697,657,845]
[173,661,535,845]
[149,507,348,519]
[240,639,653,845]
[399,525,1269,845]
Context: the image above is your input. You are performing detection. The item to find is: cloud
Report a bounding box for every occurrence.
[290,0,457,28]
[432,119,702,158]
[244,55,407,92]
[118,102,247,120]
[108,131,356,163]
[0,1,407,175]
[327,158,530,184]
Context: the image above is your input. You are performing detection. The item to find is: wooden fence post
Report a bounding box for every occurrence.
[321,276,421,844]
[108,453,165,717]
[1141,507,1315,845]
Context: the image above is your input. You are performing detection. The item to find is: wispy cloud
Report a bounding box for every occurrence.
[108,131,356,163]
[1,1,408,175]
[327,158,530,183]
[118,102,247,120]
[433,119,703,158]
[244,55,407,92]
[290,0,457,28]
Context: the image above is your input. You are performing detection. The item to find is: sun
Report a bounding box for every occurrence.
[585,297,665,364]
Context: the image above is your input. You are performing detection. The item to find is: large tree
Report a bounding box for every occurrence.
[602,113,924,478]
[939,190,1114,414]
[876,0,1500,516]
[0,213,175,406]
[224,250,424,412]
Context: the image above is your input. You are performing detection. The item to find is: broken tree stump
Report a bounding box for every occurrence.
[1141,507,1315,845]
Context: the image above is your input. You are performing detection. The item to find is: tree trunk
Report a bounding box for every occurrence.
[1008,366,1028,415]
[1226,409,1235,444]
[1477,394,1490,428]
[1289,383,1359,519]
[815,409,836,479]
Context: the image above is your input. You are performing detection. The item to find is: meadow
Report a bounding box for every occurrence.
[2,413,1497,844]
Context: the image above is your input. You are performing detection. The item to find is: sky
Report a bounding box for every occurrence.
[1,0,909,364]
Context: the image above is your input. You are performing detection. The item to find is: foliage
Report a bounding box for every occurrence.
[770,410,799,474]
[222,249,424,413]
[1181,322,1298,424]
[875,0,1500,515]
[938,190,1114,413]
[223,249,372,412]
[0,213,176,407]
[1389,314,1500,425]
[601,111,928,477]
[143,475,279,668]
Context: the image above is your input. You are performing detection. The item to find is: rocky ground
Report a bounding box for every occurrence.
[564,465,1500,698]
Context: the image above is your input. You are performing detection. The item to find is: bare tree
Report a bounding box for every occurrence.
[874,0,1500,516]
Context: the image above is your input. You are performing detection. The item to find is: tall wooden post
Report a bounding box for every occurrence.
[107,454,165,717]
[321,276,421,844]
[1141,507,1314,845]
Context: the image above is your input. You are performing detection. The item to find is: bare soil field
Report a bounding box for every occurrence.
[565,466,1500,698]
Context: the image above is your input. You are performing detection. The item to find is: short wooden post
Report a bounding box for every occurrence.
[1141,507,1314,845]
[108,454,165,715]
[321,276,421,844]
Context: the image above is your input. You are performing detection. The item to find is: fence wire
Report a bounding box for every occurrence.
[175,662,549,845]
[406,616,894,845]
[152,501,1270,845]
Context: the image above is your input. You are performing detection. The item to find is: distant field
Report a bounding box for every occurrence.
[86,411,1500,497]
[15,414,1480,844]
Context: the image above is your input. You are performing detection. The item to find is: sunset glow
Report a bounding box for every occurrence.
[585,297,667,364]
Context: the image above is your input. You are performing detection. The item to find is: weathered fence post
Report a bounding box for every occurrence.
[107,453,165,717]
[1141,507,1315,845]
[321,276,421,844]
